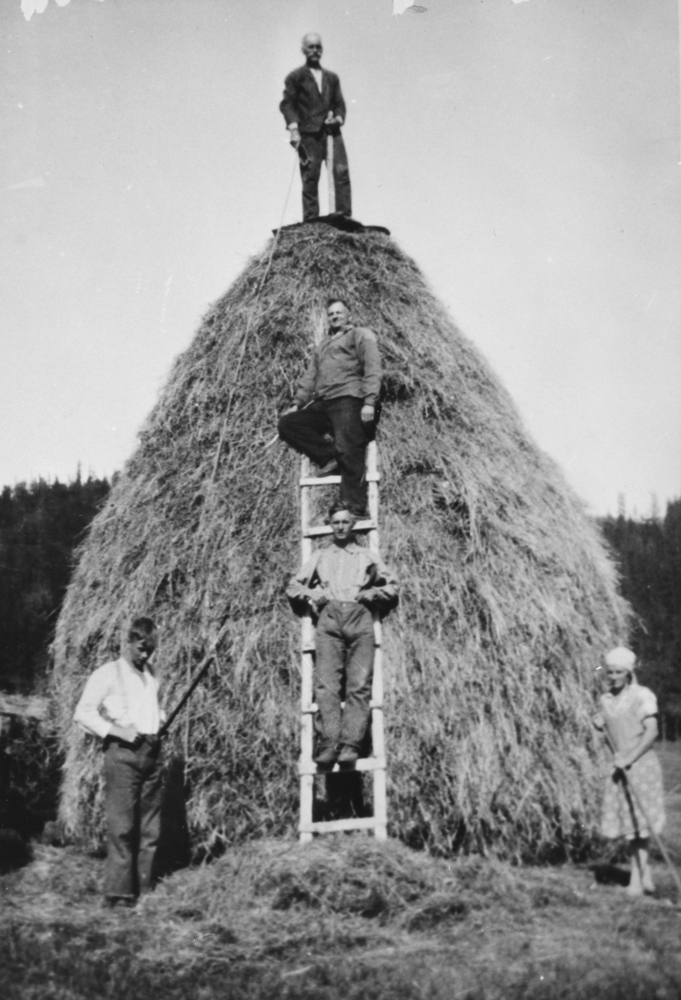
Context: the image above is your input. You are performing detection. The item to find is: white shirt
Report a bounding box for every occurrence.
[310,66,323,92]
[74,657,163,739]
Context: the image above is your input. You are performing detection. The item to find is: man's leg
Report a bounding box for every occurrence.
[324,397,368,514]
[103,742,139,901]
[339,605,375,750]
[332,134,352,217]
[137,741,163,894]
[278,401,336,467]
[300,132,325,221]
[313,604,345,756]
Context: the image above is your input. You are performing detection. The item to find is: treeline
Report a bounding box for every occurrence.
[600,499,681,737]
[0,475,110,692]
[0,478,679,735]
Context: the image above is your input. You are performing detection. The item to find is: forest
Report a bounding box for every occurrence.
[600,499,681,736]
[0,478,679,733]
[0,475,110,693]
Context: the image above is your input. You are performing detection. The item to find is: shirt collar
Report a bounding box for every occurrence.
[120,656,152,678]
[327,324,354,340]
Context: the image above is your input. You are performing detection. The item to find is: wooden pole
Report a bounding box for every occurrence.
[326,130,336,215]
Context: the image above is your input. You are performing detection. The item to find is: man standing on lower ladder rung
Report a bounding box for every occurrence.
[287,503,398,766]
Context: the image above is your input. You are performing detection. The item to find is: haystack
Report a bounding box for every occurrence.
[51,225,628,859]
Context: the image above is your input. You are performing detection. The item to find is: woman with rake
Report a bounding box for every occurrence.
[593,646,666,897]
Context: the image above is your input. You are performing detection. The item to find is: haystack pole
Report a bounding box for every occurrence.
[326,122,335,214]
[51,224,629,860]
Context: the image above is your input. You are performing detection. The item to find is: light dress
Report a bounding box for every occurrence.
[600,682,665,840]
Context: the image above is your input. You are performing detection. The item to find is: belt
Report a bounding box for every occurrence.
[104,733,160,751]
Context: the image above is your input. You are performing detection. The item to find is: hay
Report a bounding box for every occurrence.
[50,225,629,858]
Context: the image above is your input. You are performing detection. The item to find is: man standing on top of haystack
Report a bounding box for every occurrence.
[278,297,381,520]
[280,32,352,221]
[74,617,164,907]
[287,503,398,766]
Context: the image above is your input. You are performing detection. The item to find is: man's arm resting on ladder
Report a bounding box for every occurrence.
[358,557,399,613]
[286,553,330,617]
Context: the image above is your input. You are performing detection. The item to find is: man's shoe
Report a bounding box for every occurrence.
[314,745,339,766]
[316,459,339,477]
[338,745,359,765]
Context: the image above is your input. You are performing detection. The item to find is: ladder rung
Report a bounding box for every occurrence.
[300,475,341,486]
[305,518,376,538]
[298,756,386,776]
[299,816,382,834]
[302,640,381,654]
[300,473,380,487]
[301,700,383,714]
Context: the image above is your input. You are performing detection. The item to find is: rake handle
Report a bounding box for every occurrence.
[157,621,231,742]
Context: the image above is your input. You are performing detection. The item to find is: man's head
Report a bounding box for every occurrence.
[126,617,158,671]
[328,503,355,546]
[326,298,350,334]
[302,33,323,67]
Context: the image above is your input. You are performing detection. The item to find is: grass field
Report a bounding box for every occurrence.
[2,743,680,1000]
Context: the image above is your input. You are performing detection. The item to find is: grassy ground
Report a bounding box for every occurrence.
[2,744,680,1000]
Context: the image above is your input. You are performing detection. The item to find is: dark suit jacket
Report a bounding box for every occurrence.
[279,65,347,134]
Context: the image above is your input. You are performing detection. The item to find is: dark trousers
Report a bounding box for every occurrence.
[314,601,375,750]
[299,130,351,220]
[278,396,369,513]
[103,737,162,899]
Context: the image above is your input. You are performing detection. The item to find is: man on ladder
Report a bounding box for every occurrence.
[287,503,398,767]
[280,32,351,221]
[278,298,381,520]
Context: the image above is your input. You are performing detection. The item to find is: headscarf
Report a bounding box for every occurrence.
[604,646,636,674]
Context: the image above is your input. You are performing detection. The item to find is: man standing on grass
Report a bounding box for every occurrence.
[287,503,398,766]
[74,617,163,907]
[280,32,352,221]
[278,298,381,520]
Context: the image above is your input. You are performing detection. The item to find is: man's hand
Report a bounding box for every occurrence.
[110,724,138,744]
[361,405,375,424]
[305,587,329,616]
[592,712,605,731]
[358,588,377,608]
[289,127,301,148]
[324,113,342,135]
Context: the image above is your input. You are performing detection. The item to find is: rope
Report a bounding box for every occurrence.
[256,154,299,296]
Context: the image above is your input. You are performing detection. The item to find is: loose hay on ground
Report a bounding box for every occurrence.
[3,838,681,1000]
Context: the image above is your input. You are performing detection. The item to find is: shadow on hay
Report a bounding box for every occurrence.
[154,755,191,880]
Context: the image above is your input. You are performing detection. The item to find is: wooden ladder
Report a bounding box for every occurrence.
[298,439,388,842]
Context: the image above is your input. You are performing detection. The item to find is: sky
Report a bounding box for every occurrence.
[1,0,679,517]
